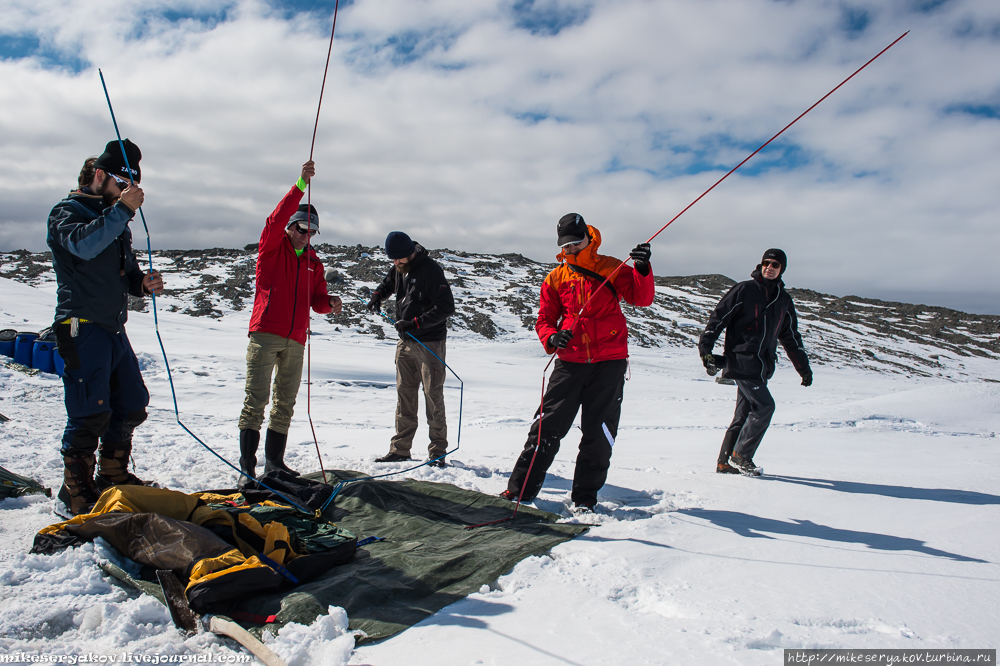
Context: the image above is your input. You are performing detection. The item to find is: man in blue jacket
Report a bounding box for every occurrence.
[47,139,164,515]
[698,249,812,476]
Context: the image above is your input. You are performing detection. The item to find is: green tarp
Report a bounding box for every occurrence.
[109,470,588,644]
[240,471,589,643]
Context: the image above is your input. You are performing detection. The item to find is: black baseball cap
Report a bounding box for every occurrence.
[94,139,141,184]
[557,213,588,246]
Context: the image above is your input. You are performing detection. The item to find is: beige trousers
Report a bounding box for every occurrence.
[238,331,304,435]
[390,338,448,458]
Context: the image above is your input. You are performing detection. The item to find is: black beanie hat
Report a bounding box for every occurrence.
[761,248,787,275]
[385,231,416,259]
[94,139,141,184]
[288,204,319,232]
[557,213,588,247]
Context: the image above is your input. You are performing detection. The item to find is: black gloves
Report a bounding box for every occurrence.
[630,243,652,276]
[366,294,383,314]
[395,318,419,335]
[702,354,721,377]
[801,373,813,387]
[548,329,574,349]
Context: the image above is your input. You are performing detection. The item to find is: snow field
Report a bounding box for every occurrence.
[1,277,998,665]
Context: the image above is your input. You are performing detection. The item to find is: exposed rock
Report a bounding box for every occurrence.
[4,247,999,381]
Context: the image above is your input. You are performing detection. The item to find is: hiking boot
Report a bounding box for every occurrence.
[730,453,760,476]
[96,439,150,489]
[375,452,412,463]
[95,471,151,491]
[716,459,740,474]
[262,428,299,476]
[573,501,597,514]
[59,453,99,516]
[428,457,446,468]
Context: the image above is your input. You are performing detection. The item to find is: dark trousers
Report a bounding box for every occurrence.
[718,379,775,462]
[507,359,627,506]
[56,323,149,456]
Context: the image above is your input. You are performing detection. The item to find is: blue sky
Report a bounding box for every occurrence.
[1,0,999,313]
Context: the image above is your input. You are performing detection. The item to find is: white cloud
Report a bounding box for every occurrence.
[1,0,999,310]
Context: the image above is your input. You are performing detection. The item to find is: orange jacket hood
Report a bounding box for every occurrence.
[556,225,606,273]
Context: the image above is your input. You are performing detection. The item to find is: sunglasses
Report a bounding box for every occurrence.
[762,260,782,269]
[294,225,317,237]
[560,238,585,248]
[110,173,132,189]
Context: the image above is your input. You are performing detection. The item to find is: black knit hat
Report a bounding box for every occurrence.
[288,204,319,232]
[761,248,787,275]
[385,231,415,259]
[94,139,141,185]
[557,213,588,247]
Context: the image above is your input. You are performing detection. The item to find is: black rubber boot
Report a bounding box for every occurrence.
[263,428,299,476]
[238,429,260,488]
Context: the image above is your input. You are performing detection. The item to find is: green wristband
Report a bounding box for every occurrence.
[296,176,308,192]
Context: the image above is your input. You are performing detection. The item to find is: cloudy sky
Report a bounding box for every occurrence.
[2,0,998,312]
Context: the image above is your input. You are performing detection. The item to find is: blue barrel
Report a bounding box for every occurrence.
[0,329,15,358]
[32,338,56,374]
[14,332,38,367]
[53,347,65,377]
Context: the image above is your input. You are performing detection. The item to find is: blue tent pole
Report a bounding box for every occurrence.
[97,70,315,516]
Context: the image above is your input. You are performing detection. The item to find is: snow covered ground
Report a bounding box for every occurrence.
[1,275,998,665]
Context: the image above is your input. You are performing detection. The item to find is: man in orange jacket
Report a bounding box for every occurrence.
[501,214,655,512]
[237,161,343,486]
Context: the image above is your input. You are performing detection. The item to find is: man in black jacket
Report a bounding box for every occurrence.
[698,249,812,476]
[47,140,164,514]
[367,232,456,466]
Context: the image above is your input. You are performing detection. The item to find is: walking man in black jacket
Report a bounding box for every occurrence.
[698,249,812,476]
[367,232,456,467]
[47,140,164,514]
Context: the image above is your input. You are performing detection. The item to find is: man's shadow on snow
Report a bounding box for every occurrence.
[762,475,1000,506]
[423,598,589,666]
[677,508,986,563]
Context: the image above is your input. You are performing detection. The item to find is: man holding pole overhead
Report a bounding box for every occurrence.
[237,161,343,486]
[501,214,655,512]
[47,139,165,515]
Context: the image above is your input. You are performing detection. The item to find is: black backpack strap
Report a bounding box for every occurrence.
[567,263,618,300]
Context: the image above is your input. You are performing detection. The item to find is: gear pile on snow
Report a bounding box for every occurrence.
[31,484,357,613]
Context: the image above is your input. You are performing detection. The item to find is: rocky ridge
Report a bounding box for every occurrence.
[2,246,998,382]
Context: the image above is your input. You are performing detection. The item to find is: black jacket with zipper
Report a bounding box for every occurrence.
[47,191,146,333]
[373,244,455,342]
[698,267,811,383]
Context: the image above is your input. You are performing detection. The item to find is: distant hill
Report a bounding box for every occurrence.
[3,245,998,382]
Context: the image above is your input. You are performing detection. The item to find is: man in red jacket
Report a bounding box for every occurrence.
[237,161,343,485]
[501,213,655,512]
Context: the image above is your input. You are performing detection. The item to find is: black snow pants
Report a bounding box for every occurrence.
[507,358,627,506]
[719,379,776,462]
